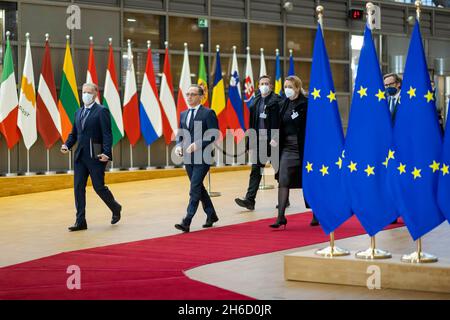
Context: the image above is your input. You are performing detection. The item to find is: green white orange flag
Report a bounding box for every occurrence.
[0,31,20,149]
[103,38,124,146]
[58,36,80,142]
[18,33,37,150]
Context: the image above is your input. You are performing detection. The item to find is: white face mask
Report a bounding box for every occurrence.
[259,84,270,95]
[82,92,95,106]
[284,88,295,99]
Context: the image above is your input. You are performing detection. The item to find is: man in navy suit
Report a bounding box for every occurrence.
[61,83,122,232]
[174,84,219,233]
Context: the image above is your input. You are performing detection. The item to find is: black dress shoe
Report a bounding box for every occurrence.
[269,217,287,229]
[276,200,290,209]
[203,214,219,228]
[235,198,255,210]
[310,214,320,227]
[68,222,87,232]
[175,223,190,233]
[111,204,122,224]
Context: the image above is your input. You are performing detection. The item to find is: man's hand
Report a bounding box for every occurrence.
[269,139,278,147]
[186,143,198,154]
[60,144,69,154]
[97,154,109,162]
[175,146,183,157]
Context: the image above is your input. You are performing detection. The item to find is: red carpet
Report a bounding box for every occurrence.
[0,212,403,300]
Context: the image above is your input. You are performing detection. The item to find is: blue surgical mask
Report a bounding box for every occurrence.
[284,88,295,99]
[386,87,398,96]
[82,92,95,106]
[259,85,270,95]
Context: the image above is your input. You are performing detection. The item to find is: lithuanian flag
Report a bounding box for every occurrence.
[58,37,80,142]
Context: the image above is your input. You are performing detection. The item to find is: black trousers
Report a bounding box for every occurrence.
[74,151,120,223]
[183,164,217,225]
[245,163,266,203]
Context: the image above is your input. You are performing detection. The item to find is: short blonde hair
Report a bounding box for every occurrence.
[285,75,305,95]
[82,83,98,92]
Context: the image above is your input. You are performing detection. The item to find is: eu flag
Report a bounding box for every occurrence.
[438,99,450,222]
[303,24,352,235]
[343,26,397,236]
[288,50,295,77]
[388,21,445,240]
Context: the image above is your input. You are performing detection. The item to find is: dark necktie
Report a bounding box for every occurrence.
[81,108,90,129]
[188,108,195,130]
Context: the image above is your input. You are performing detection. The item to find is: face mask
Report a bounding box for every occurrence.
[82,92,95,106]
[386,87,398,96]
[284,88,295,99]
[259,85,270,95]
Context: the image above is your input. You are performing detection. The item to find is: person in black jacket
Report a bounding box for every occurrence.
[270,76,319,228]
[234,75,287,210]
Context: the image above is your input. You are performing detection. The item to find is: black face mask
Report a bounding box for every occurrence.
[386,87,398,96]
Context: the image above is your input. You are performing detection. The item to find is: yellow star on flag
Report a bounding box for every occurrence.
[305,162,313,173]
[424,90,434,103]
[320,165,329,176]
[397,163,406,175]
[327,90,336,103]
[357,86,368,98]
[348,161,357,173]
[382,157,389,168]
[364,165,375,177]
[429,161,440,173]
[412,167,422,180]
[311,88,321,100]
[441,164,449,176]
[407,86,416,99]
[387,150,395,160]
[335,157,343,169]
[375,89,386,102]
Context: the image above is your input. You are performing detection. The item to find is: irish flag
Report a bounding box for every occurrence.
[86,36,100,103]
[18,33,37,150]
[58,36,80,142]
[103,38,124,146]
[0,32,20,149]
[123,39,140,146]
[37,35,61,149]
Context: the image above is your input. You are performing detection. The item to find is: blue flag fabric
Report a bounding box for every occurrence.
[302,24,352,235]
[389,21,445,240]
[438,100,450,222]
[343,26,397,236]
[288,52,295,77]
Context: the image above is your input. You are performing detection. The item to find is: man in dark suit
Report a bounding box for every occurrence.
[61,83,122,232]
[234,75,284,210]
[174,84,219,233]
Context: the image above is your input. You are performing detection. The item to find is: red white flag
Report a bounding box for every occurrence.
[176,43,191,122]
[86,36,100,103]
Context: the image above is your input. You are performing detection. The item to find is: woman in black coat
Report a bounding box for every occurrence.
[270,75,319,228]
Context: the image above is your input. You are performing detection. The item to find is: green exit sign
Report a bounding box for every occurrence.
[198,18,208,28]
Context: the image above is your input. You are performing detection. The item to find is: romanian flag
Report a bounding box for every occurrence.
[58,36,80,142]
[198,44,209,107]
[211,46,227,138]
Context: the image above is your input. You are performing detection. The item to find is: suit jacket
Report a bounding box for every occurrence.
[176,105,219,165]
[248,91,282,143]
[65,103,113,161]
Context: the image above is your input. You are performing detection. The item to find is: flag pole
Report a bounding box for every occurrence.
[109,146,120,171]
[129,144,138,171]
[6,149,17,177]
[45,149,56,175]
[25,148,35,176]
[207,171,221,197]
[67,150,74,174]
[146,145,156,169]
[165,144,174,168]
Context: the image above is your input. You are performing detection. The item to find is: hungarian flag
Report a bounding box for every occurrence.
[243,47,254,129]
[58,37,80,142]
[103,39,124,146]
[159,45,178,145]
[211,46,227,138]
[139,41,162,146]
[37,36,61,149]
[86,37,100,103]
[176,43,191,122]
[198,44,209,107]
[0,32,20,149]
[123,40,140,146]
[18,34,37,150]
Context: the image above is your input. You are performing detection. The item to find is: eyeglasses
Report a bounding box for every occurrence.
[384,82,397,88]
[186,93,200,97]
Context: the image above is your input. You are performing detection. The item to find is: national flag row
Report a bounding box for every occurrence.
[303,19,450,242]
[0,33,297,150]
